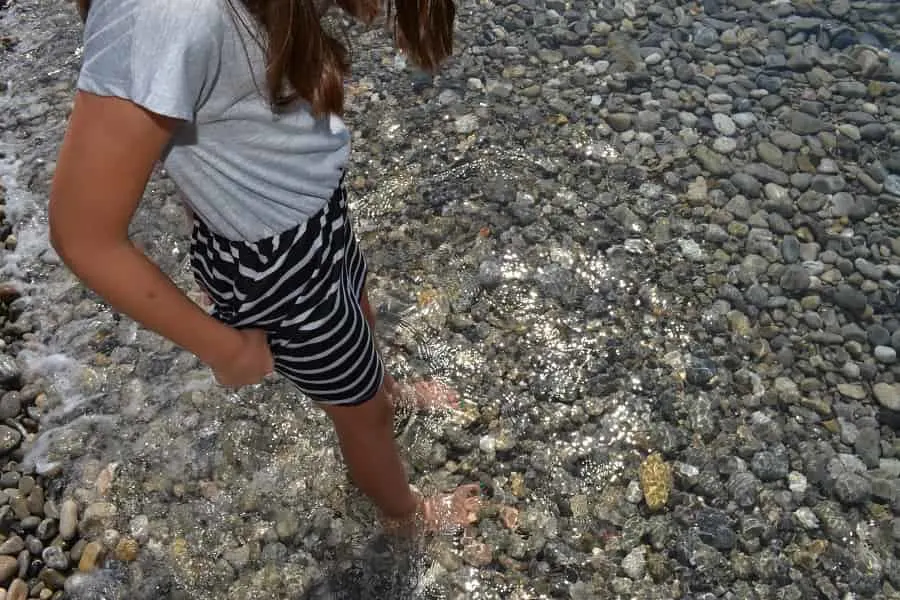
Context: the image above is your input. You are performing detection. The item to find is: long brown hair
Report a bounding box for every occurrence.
[74,0,455,116]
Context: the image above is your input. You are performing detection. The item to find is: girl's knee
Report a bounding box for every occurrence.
[322,383,393,431]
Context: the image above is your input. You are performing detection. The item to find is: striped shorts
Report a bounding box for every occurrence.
[189,185,385,406]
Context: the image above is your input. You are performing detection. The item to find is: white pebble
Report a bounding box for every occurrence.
[478,435,496,454]
[788,471,808,495]
[621,546,646,579]
[875,346,897,364]
[732,112,757,128]
[625,480,643,503]
[793,507,820,530]
[764,183,788,203]
[713,137,737,153]
[713,113,737,136]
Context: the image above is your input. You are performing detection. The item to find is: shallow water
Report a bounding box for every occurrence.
[10,0,893,598]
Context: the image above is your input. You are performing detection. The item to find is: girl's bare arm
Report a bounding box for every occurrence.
[49,91,243,370]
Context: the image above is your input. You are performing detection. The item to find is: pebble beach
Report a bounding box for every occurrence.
[0,0,899,598]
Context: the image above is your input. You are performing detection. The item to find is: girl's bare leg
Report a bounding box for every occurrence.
[333,286,477,532]
[320,383,479,532]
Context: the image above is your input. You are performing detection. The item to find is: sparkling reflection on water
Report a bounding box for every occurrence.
[29,141,695,599]
[3,3,705,599]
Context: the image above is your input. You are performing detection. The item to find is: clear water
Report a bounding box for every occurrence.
[1,1,705,598]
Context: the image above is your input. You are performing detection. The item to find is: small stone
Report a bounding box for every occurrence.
[751,450,789,482]
[461,540,493,567]
[694,145,732,176]
[787,111,826,135]
[0,536,24,556]
[78,502,117,537]
[832,285,867,315]
[873,383,900,411]
[0,394,21,421]
[607,113,633,132]
[713,113,736,136]
[687,177,708,204]
[625,480,643,503]
[0,555,17,582]
[780,265,811,294]
[77,541,103,572]
[868,325,891,346]
[837,384,866,400]
[223,545,251,570]
[788,472,808,495]
[114,538,139,562]
[635,110,661,132]
[833,472,871,505]
[41,547,68,572]
[7,579,27,600]
[0,426,21,456]
[757,141,784,166]
[0,357,20,386]
[477,260,503,290]
[454,114,478,134]
[639,454,672,511]
[59,501,78,541]
[875,346,897,364]
[622,546,647,579]
[772,130,803,150]
[794,507,820,530]
[38,568,66,591]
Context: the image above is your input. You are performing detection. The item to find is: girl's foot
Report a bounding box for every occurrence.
[420,484,481,533]
[388,375,461,439]
[397,380,460,411]
[381,484,481,536]
[387,372,459,414]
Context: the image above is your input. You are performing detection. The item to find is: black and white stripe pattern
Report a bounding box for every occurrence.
[189,185,385,405]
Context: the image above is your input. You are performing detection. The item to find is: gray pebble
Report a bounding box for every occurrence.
[0,426,22,456]
[832,285,867,315]
[780,265,811,294]
[0,356,20,386]
[875,346,898,364]
[621,546,646,579]
[794,507,820,530]
[42,546,69,571]
[0,535,24,555]
[885,174,900,197]
[833,472,871,505]
[786,111,826,135]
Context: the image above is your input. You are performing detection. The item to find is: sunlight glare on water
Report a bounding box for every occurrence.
[0,1,706,598]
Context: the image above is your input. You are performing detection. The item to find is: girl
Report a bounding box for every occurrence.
[49,0,480,533]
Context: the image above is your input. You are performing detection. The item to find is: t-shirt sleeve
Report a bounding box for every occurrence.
[76,0,224,121]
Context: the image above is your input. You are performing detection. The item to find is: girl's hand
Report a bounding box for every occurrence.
[210,328,275,387]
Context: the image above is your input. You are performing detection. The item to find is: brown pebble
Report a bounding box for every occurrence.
[114,537,139,562]
[8,578,28,600]
[78,541,104,572]
[0,555,18,582]
[0,284,20,303]
[499,505,519,530]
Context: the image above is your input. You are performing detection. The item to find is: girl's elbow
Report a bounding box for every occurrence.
[47,195,87,264]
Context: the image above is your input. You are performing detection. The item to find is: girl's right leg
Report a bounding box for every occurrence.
[321,388,480,532]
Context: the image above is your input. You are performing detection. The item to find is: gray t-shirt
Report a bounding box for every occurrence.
[77,0,351,242]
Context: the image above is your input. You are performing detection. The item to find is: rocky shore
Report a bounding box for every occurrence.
[0,0,899,598]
